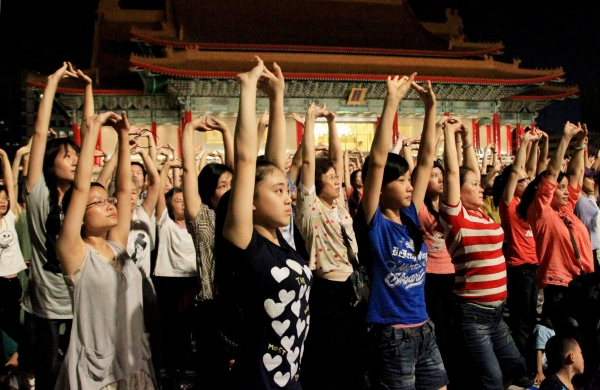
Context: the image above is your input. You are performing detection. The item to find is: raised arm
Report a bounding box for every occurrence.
[257,109,269,152]
[411,80,437,212]
[139,148,161,217]
[57,111,119,275]
[156,158,180,219]
[325,110,345,201]
[362,74,416,223]
[503,132,539,205]
[205,117,234,169]
[546,122,580,183]
[96,142,119,188]
[442,118,464,206]
[0,150,20,216]
[224,57,263,249]
[300,103,327,190]
[480,144,493,175]
[525,134,540,179]
[260,63,286,170]
[567,123,587,188]
[461,124,480,176]
[182,118,211,219]
[27,62,77,191]
[108,112,134,246]
[77,69,94,127]
[537,131,550,174]
[288,143,303,185]
[12,143,30,191]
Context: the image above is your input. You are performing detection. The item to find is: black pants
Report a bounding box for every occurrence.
[424,273,456,384]
[506,264,538,365]
[22,312,72,390]
[0,276,23,344]
[155,276,199,370]
[542,284,569,328]
[300,276,367,390]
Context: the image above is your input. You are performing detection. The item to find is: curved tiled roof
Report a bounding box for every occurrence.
[507,84,579,100]
[130,49,565,85]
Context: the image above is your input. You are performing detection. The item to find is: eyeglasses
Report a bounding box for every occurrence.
[0,196,9,203]
[86,197,117,209]
[517,177,533,184]
[324,174,339,182]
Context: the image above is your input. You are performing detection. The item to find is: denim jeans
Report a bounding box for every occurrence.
[453,301,525,390]
[506,264,538,358]
[370,320,448,390]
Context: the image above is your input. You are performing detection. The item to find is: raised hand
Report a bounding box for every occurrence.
[443,116,464,134]
[258,109,269,128]
[291,112,305,126]
[521,131,540,143]
[205,116,230,133]
[411,80,436,108]
[236,56,265,86]
[48,128,58,139]
[564,121,581,138]
[386,73,417,102]
[306,102,327,120]
[324,110,336,122]
[75,69,92,85]
[194,143,204,155]
[47,62,78,83]
[577,123,588,142]
[258,62,285,98]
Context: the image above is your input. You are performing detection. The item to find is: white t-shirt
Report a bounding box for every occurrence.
[0,210,27,277]
[128,206,154,279]
[154,209,197,277]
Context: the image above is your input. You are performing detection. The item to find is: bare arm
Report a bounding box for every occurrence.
[12,143,30,191]
[593,150,600,171]
[288,143,303,185]
[362,74,416,223]
[139,149,161,217]
[566,124,587,188]
[96,142,119,188]
[257,109,269,152]
[223,57,264,249]
[326,111,345,202]
[490,143,498,169]
[442,118,464,206]
[503,132,539,205]
[300,104,327,190]
[206,117,234,169]
[411,80,437,212]
[525,137,540,178]
[77,69,94,127]
[56,111,119,275]
[461,126,480,176]
[481,144,492,175]
[537,131,550,174]
[156,159,180,219]
[401,139,416,173]
[261,63,287,170]
[182,119,209,219]
[27,63,77,191]
[546,122,579,183]
[0,150,20,216]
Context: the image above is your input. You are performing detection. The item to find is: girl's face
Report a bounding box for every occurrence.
[381,170,413,210]
[0,190,8,216]
[515,170,531,198]
[352,171,363,188]
[210,171,232,210]
[170,192,185,219]
[319,167,340,202]
[551,176,570,210]
[53,145,78,182]
[583,176,595,195]
[460,170,484,210]
[83,186,117,233]
[253,169,292,228]
[427,167,444,196]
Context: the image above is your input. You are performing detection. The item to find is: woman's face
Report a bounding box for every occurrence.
[170,192,185,219]
[83,186,117,232]
[381,170,413,210]
[583,176,595,195]
[253,169,292,228]
[352,171,363,188]
[319,167,340,202]
[53,145,78,182]
[460,170,484,210]
[427,167,444,196]
[515,170,531,198]
[551,176,570,210]
[210,171,232,210]
[0,190,8,216]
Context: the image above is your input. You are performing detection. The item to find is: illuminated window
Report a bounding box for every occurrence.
[313,122,376,153]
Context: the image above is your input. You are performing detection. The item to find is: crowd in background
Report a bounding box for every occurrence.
[0,59,600,390]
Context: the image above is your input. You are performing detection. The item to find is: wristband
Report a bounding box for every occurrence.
[461,143,472,149]
[573,146,585,151]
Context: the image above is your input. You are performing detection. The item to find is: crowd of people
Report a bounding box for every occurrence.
[1,59,600,390]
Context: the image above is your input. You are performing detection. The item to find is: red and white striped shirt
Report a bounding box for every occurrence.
[440,200,507,303]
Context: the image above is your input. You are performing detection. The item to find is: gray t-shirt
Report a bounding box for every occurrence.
[21,177,73,319]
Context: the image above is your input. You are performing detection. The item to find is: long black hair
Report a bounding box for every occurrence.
[423,160,444,220]
[198,163,233,210]
[363,153,424,256]
[43,138,80,273]
[0,185,8,216]
[315,157,335,196]
[516,171,566,221]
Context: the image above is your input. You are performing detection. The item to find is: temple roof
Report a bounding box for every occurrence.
[129,0,503,57]
[507,84,580,101]
[130,48,565,85]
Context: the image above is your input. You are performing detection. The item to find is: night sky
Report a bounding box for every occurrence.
[2,0,600,135]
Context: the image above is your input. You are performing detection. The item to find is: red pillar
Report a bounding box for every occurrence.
[493,113,501,153]
[515,123,522,150]
[151,121,157,143]
[486,125,492,145]
[185,110,192,124]
[506,125,513,156]
[296,121,303,147]
[94,127,103,166]
[472,119,480,149]
[72,123,81,146]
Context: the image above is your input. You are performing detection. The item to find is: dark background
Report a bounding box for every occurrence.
[1,0,599,141]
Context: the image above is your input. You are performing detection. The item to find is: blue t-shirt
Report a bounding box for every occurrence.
[354,204,429,325]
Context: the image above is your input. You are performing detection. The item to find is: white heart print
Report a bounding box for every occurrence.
[281,335,295,351]
[303,265,312,280]
[287,346,300,364]
[291,300,301,317]
[286,259,303,275]
[264,299,285,319]
[271,319,290,337]
[263,353,282,372]
[305,286,311,302]
[298,284,307,300]
[278,289,296,306]
[300,343,305,361]
[291,363,298,379]
[274,372,290,387]
[296,319,306,337]
[271,267,290,283]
